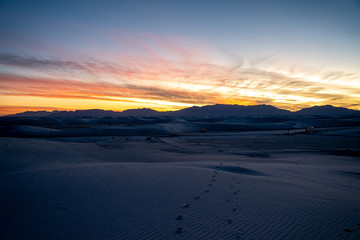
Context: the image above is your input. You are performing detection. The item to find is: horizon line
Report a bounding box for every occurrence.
[1,103,357,117]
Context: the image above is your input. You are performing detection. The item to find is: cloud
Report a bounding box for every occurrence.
[0,73,224,106]
[0,31,359,111]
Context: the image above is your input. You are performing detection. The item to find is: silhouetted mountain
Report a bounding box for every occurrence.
[171,104,291,117]
[8,111,53,117]
[50,109,118,117]
[6,108,160,117]
[4,104,360,118]
[119,108,159,116]
[294,105,360,116]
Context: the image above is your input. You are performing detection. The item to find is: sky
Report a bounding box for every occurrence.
[0,0,359,115]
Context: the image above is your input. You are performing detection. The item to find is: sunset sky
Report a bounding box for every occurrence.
[0,0,359,115]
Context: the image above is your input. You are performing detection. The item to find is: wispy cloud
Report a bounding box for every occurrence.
[0,31,359,112]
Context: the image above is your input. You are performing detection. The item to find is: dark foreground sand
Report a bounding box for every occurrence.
[1,125,360,239]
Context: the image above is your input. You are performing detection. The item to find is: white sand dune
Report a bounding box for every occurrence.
[0,125,60,137]
[1,158,360,239]
[1,119,360,239]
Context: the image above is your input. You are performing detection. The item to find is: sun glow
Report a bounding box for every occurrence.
[0,31,359,116]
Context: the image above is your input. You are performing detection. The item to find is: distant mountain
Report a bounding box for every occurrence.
[6,108,160,117]
[4,104,360,118]
[171,104,291,117]
[7,110,53,117]
[119,108,159,117]
[294,105,360,116]
[50,109,119,117]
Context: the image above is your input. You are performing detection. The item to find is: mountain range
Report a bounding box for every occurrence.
[4,104,360,118]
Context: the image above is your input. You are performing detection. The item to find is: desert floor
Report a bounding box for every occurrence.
[1,124,360,239]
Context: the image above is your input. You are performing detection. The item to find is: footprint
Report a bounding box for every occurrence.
[176,215,183,220]
[227,219,233,224]
[236,230,244,239]
[194,196,200,200]
[182,203,190,208]
[343,229,353,232]
[204,189,210,193]
[208,184,212,187]
[175,227,183,234]
[56,205,71,211]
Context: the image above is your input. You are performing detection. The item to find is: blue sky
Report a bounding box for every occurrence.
[0,0,359,114]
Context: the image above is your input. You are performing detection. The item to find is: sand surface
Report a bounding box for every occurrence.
[1,118,360,239]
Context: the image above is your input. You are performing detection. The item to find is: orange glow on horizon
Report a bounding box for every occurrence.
[0,32,359,116]
[0,95,197,116]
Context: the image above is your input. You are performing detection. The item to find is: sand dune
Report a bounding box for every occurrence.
[1,157,360,239]
[1,116,360,239]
